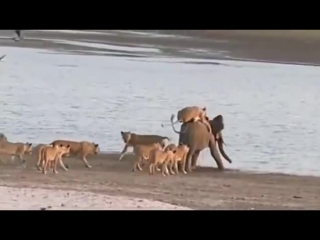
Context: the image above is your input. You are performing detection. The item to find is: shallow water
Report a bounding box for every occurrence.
[1,42,320,176]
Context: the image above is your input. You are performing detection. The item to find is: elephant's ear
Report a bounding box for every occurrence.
[210,115,224,134]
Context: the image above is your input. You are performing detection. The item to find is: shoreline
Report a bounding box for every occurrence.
[99,152,320,178]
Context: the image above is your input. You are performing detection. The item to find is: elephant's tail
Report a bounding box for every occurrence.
[0,55,6,61]
[170,114,180,134]
[170,114,188,134]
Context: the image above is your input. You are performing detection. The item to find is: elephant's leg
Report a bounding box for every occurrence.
[191,150,200,170]
[185,148,196,173]
[209,137,224,170]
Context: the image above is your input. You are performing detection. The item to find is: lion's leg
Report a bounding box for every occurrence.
[11,155,15,161]
[137,156,143,171]
[18,153,26,164]
[174,160,180,174]
[132,155,139,172]
[53,158,58,174]
[81,154,92,168]
[149,163,155,175]
[169,159,175,175]
[38,149,46,171]
[192,116,200,122]
[46,160,52,172]
[42,159,48,174]
[37,155,42,171]
[119,144,129,161]
[59,157,68,172]
[156,159,161,171]
[161,161,169,177]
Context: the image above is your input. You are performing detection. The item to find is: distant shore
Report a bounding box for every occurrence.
[1,30,320,66]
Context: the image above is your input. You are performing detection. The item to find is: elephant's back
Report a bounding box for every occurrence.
[179,122,209,145]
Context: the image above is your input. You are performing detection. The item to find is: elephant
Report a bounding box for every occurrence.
[171,114,232,173]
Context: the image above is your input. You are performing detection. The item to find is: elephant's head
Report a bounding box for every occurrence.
[209,115,224,135]
[209,115,232,163]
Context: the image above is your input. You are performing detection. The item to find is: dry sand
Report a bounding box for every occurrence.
[0,186,190,210]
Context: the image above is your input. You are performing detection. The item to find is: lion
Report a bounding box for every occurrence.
[119,131,169,161]
[40,144,71,174]
[36,144,52,169]
[165,143,189,175]
[170,106,212,133]
[36,144,68,172]
[50,140,100,169]
[148,146,176,176]
[0,141,32,164]
[132,142,163,172]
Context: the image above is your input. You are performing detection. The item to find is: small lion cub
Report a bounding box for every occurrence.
[148,147,176,176]
[132,143,162,172]
[165,143,189,175]
[41,144,70,174]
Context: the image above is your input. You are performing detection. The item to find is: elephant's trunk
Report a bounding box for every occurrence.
[217,132,232,163]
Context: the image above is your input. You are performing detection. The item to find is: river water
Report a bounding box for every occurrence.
[1,37,320,176]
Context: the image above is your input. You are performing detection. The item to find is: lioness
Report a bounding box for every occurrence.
[170,106,212,133]
[0,141,32,164]
[165,143,189,175]
[50,140,100,168]
[119,131,169,161]
[36,144,68,172]
[40,144,71,174]
[132,143,162,172]
[148,147,176,176]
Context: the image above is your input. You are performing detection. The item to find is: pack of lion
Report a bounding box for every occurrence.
[0,106,232,176]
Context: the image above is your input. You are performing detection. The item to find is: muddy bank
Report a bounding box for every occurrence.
[0,152,319,210]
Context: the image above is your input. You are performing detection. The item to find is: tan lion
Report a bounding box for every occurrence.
[36,144,52,169]
[132,143,163,172]
[148,147,176,176]
[119,131,169,161]
[50,140,100,168]
[0,141,32,164]
[36,144,68,172]
[170,106,212,133]
[165,143,189,175]
[40,144,71,174]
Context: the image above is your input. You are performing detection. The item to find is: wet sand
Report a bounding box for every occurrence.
[1,30,320,209]
[0,152,320,210]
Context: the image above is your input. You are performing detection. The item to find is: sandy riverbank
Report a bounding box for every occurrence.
[0,152,319,210]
